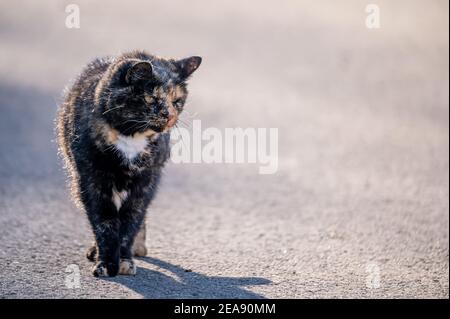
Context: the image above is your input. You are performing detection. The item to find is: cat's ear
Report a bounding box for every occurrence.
[176,56,202,80]
[125,61,153,85]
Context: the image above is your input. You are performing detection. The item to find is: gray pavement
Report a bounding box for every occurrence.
[0,0,448,298]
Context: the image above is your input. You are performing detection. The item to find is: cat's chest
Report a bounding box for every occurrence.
[113,134,149,161]
[98,125,165,169]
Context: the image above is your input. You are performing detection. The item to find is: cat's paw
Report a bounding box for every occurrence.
[92,261,119,277]
[119,259,136,275]
[132,244,147,257]
[86,245,97,262]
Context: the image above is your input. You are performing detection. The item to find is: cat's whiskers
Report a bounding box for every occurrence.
[177,118,191,129]
[133,120,155,133]
[119,119,148,124]
[122,117,158,134]
[174,123,189,151]
[102,104,125,115]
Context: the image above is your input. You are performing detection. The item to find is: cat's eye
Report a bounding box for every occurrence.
[173,99,184,108]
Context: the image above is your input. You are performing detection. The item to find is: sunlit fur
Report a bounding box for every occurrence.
[56,50,201,277]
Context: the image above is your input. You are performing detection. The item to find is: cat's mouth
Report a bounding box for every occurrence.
[147,119,177,134]
[165,115,178,130]
[136,110,178,134]
[163,107,178,132]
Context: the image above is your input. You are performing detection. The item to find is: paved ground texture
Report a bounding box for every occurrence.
[0,0,448,298]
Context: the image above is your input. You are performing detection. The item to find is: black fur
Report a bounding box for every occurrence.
[56,51,201,277]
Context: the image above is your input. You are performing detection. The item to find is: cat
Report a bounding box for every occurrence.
[56,51,201,277]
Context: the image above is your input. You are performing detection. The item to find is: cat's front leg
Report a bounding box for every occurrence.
[117,206,146,275]
[86,197,121,277]
[132,222,147,257]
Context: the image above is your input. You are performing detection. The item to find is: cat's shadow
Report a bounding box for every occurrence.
[106,256,271,298]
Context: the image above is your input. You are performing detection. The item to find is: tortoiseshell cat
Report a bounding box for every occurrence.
[57,51,201,277]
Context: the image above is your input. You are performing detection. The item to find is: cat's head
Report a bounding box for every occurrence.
[97,54,201,135]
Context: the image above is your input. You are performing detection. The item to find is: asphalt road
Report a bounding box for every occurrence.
[0,0,448,298]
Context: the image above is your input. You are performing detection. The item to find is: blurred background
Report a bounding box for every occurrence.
[0,0,448,298]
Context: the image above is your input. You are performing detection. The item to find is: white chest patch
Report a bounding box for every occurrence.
[113,134,148,161]
[112,187,128,210]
